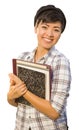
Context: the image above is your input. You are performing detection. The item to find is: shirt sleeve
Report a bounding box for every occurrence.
[51,56,71,114]
[17,52,30,59]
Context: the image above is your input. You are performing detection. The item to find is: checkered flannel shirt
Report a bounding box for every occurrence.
[14,47,71,130]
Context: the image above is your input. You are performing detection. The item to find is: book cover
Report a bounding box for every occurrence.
[12,59,51,106]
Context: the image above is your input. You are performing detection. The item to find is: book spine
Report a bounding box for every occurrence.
[12,59,17,75]
[49,67,53,99]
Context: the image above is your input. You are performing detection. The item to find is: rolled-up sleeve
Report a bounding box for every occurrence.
[51,56,71,114]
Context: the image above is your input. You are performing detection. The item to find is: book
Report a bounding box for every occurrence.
[12,58,51,106]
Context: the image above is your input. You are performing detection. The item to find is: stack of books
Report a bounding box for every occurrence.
[12,59,52,106]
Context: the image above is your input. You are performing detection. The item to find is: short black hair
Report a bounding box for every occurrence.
[34,5,66,33]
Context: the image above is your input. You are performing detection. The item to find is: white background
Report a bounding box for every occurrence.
[0,0,79,130]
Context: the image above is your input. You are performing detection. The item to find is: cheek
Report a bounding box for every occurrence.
[36,28,45,36]
[55,33,61,39]
[55,34,61,42]
[36,32,42,39]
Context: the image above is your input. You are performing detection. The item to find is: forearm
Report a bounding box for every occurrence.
[7,93,18,107]
[23,90,59,120]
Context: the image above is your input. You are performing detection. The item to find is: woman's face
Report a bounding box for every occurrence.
[35,21,62,50]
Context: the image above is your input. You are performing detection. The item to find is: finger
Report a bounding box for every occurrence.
[17,82,25,87]
[10,80,15,85]
[9,73,22,84]
[16,83,27,92]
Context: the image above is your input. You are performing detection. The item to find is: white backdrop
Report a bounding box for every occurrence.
[0,0,79,130]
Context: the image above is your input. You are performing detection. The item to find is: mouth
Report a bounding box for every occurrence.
[43,37,53,43]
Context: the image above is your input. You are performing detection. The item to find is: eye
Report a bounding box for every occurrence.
[54,29,60,32]
[41,25,48,29]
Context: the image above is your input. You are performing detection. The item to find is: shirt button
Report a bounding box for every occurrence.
[29,126,31,130]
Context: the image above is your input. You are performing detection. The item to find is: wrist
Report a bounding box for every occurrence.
[26,88,28,93]
[23,88,28,96]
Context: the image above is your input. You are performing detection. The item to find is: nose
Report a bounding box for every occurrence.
[47,29,54,37]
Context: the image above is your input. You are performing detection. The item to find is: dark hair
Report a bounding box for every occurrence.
[34,5,66,33]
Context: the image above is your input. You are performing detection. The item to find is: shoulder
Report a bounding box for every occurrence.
[50,48,70,67]
[17,52,31,60]
[54,48,69,62]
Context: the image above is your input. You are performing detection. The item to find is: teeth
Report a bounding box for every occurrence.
[44,38,52,42]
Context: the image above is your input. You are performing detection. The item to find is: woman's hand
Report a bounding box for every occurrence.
[9,73,23,85]
[8,73,27,99]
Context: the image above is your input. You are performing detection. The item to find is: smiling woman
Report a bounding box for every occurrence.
[34,22,62,58]
[7,4,71,130]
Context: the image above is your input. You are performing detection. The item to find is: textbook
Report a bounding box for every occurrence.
[12,59,52,106]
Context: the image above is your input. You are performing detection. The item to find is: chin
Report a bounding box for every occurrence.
[44,46,52,50]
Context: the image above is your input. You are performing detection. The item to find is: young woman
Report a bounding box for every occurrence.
[7,4,71,130]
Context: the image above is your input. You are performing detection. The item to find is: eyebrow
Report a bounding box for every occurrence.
[42,23,61,29]
[53,26,61,29]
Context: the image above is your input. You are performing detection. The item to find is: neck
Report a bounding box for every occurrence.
[34,47,48,62]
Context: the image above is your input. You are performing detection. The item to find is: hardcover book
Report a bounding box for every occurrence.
[12,59,51,106]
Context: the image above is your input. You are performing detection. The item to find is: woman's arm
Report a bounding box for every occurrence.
[7,74,27,107]
[23,57,71,120]
[8,73,60,120]
[23,90,60,120]
[7,92,18,107]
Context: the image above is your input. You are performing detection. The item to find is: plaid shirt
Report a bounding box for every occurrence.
[15,47,71,130]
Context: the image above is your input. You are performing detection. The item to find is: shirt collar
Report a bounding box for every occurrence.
[26,46,56,62]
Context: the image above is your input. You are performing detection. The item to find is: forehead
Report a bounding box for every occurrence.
[40,21,62,28]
